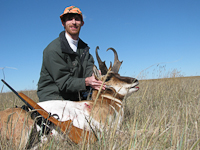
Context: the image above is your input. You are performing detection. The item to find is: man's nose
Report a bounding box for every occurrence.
[72,18,76,24]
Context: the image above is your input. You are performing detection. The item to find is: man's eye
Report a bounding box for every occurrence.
[68,17,73,20]
[66,17,81,21]
[74,18,81,21]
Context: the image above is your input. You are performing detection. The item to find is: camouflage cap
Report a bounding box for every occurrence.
[60,6,83,21]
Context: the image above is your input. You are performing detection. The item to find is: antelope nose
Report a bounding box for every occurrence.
[131,78,138,83]
[125,77,138,84]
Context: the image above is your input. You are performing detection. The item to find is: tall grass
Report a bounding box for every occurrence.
[0,75,200,149]
[125,76,200,149]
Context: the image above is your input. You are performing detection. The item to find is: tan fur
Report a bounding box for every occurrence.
[85,87,124,127]
[0,107,35,148]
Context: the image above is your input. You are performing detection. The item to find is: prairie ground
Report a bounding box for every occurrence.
[0,76,200,149]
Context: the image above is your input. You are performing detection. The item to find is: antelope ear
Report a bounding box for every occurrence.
[93,65,101,80]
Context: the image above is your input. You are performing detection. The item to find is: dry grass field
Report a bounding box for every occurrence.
[0,76,200,149]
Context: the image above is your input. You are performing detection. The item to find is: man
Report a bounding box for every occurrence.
[37,6,105,102]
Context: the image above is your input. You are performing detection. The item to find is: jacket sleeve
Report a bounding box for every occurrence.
[43,48,87,93]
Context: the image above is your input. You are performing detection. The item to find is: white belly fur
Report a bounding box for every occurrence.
[38,100,95,130]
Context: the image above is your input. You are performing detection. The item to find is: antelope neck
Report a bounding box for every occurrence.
[101,94,122,105]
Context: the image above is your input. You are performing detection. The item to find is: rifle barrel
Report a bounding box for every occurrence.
[1,79,34,110]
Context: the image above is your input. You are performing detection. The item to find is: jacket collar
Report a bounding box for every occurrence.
[59,31,89,54]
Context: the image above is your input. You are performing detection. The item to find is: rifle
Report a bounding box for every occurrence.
[1,79,97,144]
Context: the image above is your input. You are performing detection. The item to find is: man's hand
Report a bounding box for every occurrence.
[85,74,106,90]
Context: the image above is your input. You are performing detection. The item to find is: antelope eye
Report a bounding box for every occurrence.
[105,77,111,82]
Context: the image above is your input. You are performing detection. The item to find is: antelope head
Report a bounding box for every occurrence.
[94,46,139,99]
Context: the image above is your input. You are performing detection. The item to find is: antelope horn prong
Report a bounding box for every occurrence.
[109,62,112,70]
[95,46,108,75]
[106,48,123,73]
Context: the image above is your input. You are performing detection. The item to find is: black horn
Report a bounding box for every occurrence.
[95,46,108,75]
[107,48,123,73]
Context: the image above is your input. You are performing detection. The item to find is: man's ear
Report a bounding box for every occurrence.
[93,65,101,80]
[62,20,65,27]
[81,21,84,26]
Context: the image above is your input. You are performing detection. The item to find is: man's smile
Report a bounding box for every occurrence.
[70,26,78,30]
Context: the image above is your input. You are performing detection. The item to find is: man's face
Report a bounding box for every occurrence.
[62,14,84,39]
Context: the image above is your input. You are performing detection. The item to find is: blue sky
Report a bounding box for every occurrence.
[1,0,200,92]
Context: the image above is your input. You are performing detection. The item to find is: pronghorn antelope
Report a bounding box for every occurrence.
[0,47,139,148]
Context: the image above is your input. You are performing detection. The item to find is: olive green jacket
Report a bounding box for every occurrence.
[37,31,94,102]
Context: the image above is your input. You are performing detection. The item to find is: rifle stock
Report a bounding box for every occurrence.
[18,93,97,144]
